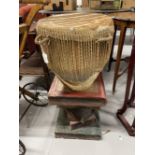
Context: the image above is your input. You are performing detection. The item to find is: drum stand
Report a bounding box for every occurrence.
[48,74,107,140]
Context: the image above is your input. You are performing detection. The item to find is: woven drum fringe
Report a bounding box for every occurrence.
[35,13,114,91]
[36,26,114,42]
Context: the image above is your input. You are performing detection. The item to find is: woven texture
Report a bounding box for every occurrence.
[35,13,114,91]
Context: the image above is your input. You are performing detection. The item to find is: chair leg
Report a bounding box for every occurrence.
[112,26,127,93]
[44,73,51,91]
[107,55,114,72]
[107,26,117,72]
[132,118,135,128]
[128,81,135,108]
[117,41,135,114]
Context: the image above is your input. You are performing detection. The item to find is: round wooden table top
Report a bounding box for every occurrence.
[108,11,135,22]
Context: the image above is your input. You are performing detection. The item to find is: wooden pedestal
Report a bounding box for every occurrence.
[48,74,106,107]
[48,74,106,140]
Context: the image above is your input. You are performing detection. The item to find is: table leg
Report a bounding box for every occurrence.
[118,40,135,114]
[128,81,135,108]
[117,39,135,136]
[107,26,117,72]
[113,26,127,93]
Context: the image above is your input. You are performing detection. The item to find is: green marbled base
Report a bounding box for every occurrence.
[55,108,102,140]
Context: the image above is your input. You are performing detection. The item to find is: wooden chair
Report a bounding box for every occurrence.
[19,0,53,107]
[19,4,43,57]
[19,3,51,107]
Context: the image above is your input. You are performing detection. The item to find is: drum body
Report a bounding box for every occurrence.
[36,13,114,91]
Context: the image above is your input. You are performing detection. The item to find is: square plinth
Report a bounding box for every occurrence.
[48,74,107,108]
[55,108,102,140]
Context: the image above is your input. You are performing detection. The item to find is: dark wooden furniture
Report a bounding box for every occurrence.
[19,4,44,57]
[107,11,135,93]
[117,39,135,136]
[48,74,107,140]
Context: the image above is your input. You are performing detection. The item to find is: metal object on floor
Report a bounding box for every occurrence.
[19,48,52,108]
[117,39,135,136]
[22,82,48,107]
[19,139,26,155]
[19,82,48,123]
